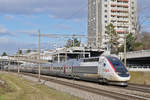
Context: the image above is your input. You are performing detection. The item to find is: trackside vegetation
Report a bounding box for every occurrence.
[129,71,150,85]
[0,73,80,100]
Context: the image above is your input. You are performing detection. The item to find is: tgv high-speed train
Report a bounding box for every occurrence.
[6,55,130,86]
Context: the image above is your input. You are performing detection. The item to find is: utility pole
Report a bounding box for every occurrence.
[38,29,41,82]
[17,53,20,76]
[8,56,10,72]
[0,61,1,71]
[124,35,127,67]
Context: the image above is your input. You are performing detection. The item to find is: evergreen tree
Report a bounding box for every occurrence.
[1,52,7,56]
[126,33,136,51]
[26,49,31,53]
[17,49,22,55]
[65,38,80,48]
[105,23,119,53]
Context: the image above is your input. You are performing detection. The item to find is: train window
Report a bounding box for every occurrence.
[83,58,99,62]
[107,56,128,72]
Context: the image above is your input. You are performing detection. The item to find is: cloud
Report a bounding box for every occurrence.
[0,37,12,44]
[15,30,37,36]
[0,0,87,19]
[0,26,39,37]
[48,15,57,19]
[0,37,37,54]
[0,37,55,54]
[52,24,73,30]
[0,25,14,36]
[138,0,150,12]
[4,15,15,20]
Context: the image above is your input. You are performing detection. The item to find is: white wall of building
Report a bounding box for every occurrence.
[88,0,137,49]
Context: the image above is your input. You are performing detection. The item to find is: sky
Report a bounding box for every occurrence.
[0,0,150,54]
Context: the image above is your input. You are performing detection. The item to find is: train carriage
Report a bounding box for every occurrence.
[6,55,130,86]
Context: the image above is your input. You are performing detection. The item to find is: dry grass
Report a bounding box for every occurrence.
[0,73,80,100]
[129,71,150,85]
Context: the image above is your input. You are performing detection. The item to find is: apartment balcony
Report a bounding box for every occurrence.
[111,4,117,7]
[111,20,117,24]
[111,6,129,10]
[117,27,129,30]
[117,15,128,18]
[111,9,128,13]
[117,0,128,3]
[113,22,129,26]
[117,4,129,8]
[117,21,129,24]
[116,30,129,34]
[118,18,129,21]
[117,22,129,26]
[110,17,118,21]
[119,13,129,16]
[116,3,129,7]
[114,23,129,27]
[117,0,128,2]
[111,14,117,18]
[117,26,129,29]
[111,7,128,10]
[111,2,129,6]
[111,12,129,16]
[110,17,129,22]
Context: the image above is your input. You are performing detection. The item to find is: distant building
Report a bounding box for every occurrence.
[88,0,137,49]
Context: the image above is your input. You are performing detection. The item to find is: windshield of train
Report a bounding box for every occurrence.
[106,56,128,73]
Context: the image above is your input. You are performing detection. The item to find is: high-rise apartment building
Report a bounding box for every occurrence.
[88,0,137,49]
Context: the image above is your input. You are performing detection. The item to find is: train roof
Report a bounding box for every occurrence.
[80,54,119,59]
[80,57,99,60]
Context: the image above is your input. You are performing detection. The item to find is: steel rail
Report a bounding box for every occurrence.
[127,84,150,93]
[21,72,149,100]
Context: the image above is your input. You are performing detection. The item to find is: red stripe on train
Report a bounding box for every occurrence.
[107,58,116,72]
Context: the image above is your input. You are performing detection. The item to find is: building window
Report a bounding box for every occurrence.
[105,0,107,2]
[105,15,107,18]
[105,4,107,7]
[132,22,135,25]
[105,10,107,12]
[105,20,107,23]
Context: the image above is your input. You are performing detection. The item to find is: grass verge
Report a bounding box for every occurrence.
[129,71,150,85]
[0,73,80,100]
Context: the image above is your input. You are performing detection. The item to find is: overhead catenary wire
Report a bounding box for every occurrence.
[38,2,88,47]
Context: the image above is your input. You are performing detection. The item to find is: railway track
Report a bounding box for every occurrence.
[21,72,149,100]
[127,84,150,93]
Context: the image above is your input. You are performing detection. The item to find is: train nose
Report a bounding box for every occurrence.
[116,72,130,77]
[118,74,131,81]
